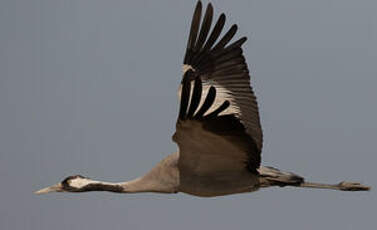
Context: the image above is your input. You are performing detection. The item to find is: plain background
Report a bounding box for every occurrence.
[1,0,376,229]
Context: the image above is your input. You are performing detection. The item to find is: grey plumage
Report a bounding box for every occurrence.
[35,1,369,197]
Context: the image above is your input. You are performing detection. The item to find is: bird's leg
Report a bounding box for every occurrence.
[295,181,370,191]
[258,166,369,191]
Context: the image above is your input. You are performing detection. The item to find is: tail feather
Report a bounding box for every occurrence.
[258,166,304,187]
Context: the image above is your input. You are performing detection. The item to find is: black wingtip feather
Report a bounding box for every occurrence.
[195,3,213,52]
[184,1,202,64]
[225,36,247,50]
[212,24,238,51]
[178,77,192,120]
[194,86,217,119]
[204,100,230,119]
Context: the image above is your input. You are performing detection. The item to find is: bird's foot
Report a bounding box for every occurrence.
[337,181,370,191]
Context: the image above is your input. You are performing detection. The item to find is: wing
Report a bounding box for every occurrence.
[173,76,260,175]
[173,2,263,175]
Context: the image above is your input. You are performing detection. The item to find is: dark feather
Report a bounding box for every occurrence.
[203,13,226,50]
[212,24,237,51]
[184,1,202,64]
[204,101,230,120]
[195,3,213,52]
[202,114,260,173]
[179,74,192,120]
[193,86,216,119]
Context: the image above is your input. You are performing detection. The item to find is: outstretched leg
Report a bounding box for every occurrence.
[258,166,370,191]
[297,181,370,191]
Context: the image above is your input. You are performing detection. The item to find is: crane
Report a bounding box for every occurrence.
[35,1,369,197]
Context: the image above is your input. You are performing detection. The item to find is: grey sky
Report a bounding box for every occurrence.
[0,0,376,229]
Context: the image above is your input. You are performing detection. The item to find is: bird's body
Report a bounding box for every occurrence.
[35,1,369,197]
[149,152,259,197]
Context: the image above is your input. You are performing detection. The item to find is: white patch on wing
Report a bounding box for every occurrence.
[182,64,195,73]
[196,82,239,117]
[177,70,241,119]
[177,81,197,115]
[177,84,182,100]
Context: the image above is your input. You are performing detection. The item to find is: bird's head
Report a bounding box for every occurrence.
[35,175,125,194]
[34,175,96,194]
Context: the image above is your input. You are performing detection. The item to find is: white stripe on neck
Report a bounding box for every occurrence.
[69,178,116,188]
[69,178,94,188]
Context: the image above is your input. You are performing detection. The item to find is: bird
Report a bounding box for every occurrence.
[35,1,369,197]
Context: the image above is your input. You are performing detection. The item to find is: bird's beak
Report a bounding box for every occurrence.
[34,183,63,195]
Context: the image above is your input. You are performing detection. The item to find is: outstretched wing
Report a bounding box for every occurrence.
[173,1,263,175]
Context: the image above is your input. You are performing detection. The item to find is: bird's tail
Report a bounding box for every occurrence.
[258,166,370,191]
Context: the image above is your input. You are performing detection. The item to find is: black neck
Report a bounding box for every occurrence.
[78,183,125,193]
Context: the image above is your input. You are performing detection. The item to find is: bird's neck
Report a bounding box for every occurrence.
[79,181,125,193]
[120,177,162,193]
[80,153,179,194]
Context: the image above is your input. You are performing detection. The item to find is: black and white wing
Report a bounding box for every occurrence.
[173,1,263,175]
